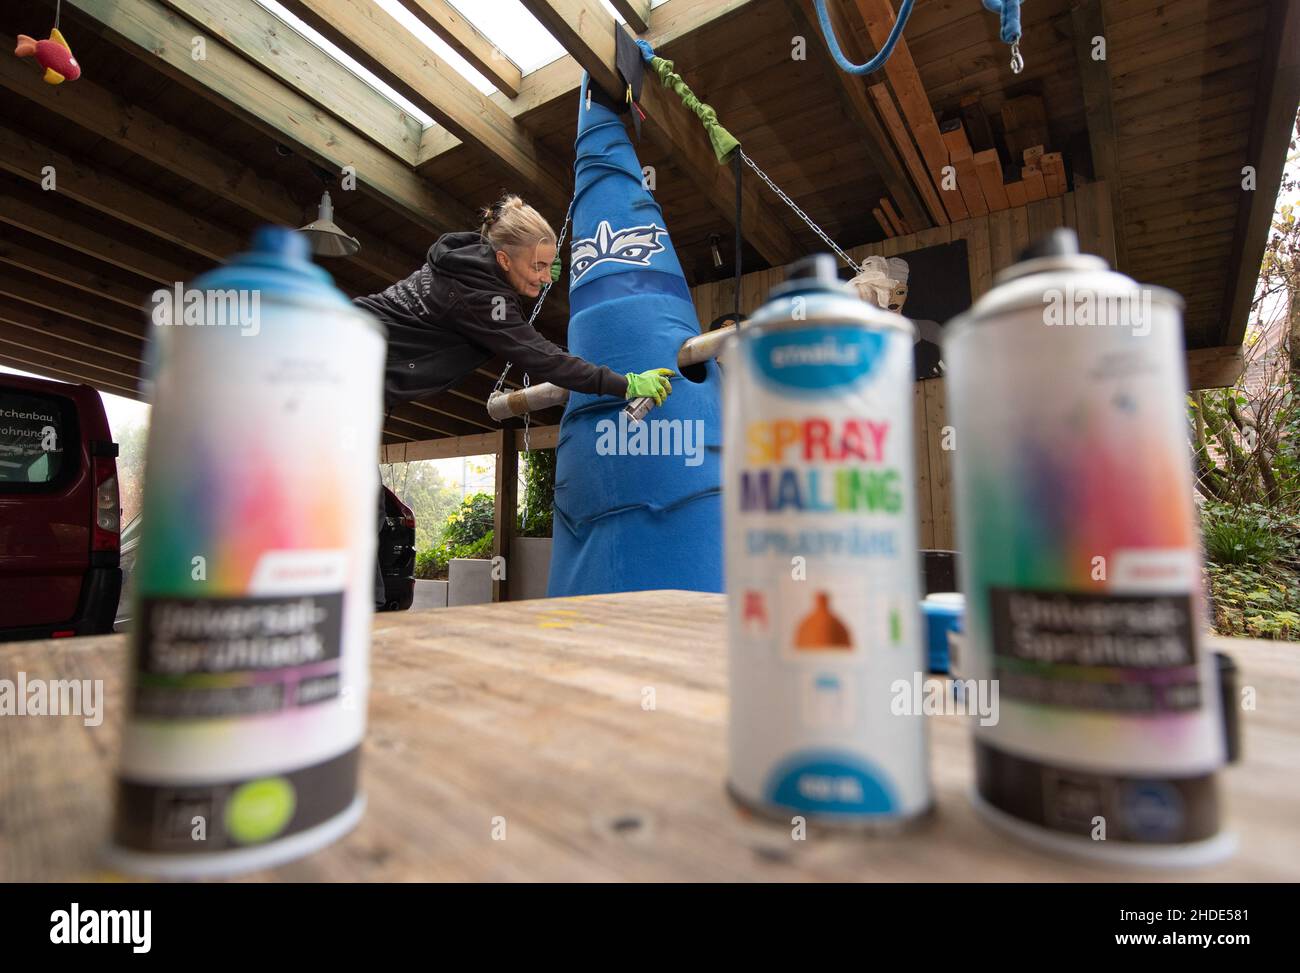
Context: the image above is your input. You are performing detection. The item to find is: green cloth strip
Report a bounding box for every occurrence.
[648,55,740,164]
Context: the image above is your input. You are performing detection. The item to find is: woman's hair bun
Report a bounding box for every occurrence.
[479,192,556,253]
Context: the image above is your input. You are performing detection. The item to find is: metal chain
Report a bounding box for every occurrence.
[520,372,531,530]
[493,204,574,395]
[739,148,862,275]
[522,372,531,455]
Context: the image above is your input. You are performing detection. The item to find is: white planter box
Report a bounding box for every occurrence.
[412,579,448,610]
[509,536,553,601]
[448,558,493,606]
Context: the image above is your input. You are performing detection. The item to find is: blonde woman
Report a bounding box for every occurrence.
[356,193,674,607]
[355,193,674,410]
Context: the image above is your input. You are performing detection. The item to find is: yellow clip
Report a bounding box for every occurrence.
[626,84,632,104]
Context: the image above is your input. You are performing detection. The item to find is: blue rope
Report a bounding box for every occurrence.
[981,0,1022,44]
[812,0,915,76]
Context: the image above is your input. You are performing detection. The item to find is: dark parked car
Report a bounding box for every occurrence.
[378,486,416,612]
[115,488,413,628]
[0,374,121,641]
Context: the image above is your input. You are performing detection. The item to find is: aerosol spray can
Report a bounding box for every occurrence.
[944,229,1233,865]
[106,227,385,877]
[725,254,931,827]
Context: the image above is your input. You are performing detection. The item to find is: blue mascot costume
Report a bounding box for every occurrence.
[546,68,724,596]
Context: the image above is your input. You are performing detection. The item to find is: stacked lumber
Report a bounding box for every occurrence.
[874,195,913,237]
[940,94,1069,213]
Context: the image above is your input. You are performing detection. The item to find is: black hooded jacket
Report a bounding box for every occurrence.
[354,231,627,409]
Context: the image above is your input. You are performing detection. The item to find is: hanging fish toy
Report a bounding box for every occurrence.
[15,28,81,85]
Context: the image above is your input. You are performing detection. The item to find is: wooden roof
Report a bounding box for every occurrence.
[1,0,1296,447]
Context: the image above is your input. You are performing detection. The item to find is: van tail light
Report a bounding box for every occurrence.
[91,441,121,553]
[389,491,416,530]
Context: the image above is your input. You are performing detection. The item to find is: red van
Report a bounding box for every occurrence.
[0,374,121,641]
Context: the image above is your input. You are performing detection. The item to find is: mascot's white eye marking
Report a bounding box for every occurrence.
[570,220,668,282]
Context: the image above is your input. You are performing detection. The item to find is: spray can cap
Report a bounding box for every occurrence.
[995,228,1109,284]
[190,226,351,308]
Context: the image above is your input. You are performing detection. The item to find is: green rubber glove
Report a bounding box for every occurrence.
[550,255,561,283]
[625,368,676,406]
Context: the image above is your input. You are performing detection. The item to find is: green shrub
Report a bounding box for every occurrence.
[455,531,495,560]
[414,530,496,581]
[414,549,441,580]
[519,449,555,538]
[1206,563,1300,640]
[1202,503,1300,640]
[443,493,495,547]
[1202,504,1280,566]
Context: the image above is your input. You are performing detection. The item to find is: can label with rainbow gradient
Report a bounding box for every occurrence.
[108,229,384,876]
[725,257,930,827]
[944,235,1232,864]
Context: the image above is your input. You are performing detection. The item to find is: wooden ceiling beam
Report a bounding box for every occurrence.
[393,0,523,97]
[1219,0,1300,345]
[611,0,652,34]
[0,333,141,396]
[157,0,422,162]
[518,0,625,100]
[65,0,470,234]
[0,121,245,264]
[0,183,200,285]
[1071,0,1128,271]
[0,267,148,351]
[0,298,145,368]
[402,395,499,434]
[787,0,932,230]
[851,0,965,221]
[278,0,570,212]
[518,1,801,266]
[0,228,158,312]
[0,350,144,403]
[0,36,416,288]
[1186,346,1246,390]
[416,0,760,167]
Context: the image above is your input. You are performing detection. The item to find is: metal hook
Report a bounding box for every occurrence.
[1010,39,1024,74]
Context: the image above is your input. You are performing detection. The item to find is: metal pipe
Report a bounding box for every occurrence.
[486,382,571,420]
[679,323,737,366]
[488,323,744,421]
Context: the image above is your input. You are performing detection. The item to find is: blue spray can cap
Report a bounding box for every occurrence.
[189,226,352,309]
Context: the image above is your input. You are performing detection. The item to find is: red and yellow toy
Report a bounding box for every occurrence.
[15,28,81,85]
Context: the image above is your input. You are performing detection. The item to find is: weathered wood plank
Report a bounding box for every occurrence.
[0,33,413,287]
[395,0,523,97]
[1219,0,1300,345]
[9,594,1289,881]
[157,0,422,161]
[65,0,468,232]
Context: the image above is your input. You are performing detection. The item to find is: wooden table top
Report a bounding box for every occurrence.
[2,590,1296,882]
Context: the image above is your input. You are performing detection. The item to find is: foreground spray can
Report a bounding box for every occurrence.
[725,255,930,827]
[944,229,1233,865]
[106,227,384,877]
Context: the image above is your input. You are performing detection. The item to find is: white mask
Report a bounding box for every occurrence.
[851,255,910,312]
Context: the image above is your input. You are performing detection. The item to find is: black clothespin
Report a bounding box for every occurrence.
[615,27,645,140]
